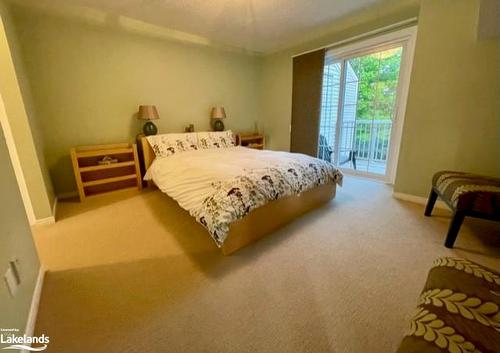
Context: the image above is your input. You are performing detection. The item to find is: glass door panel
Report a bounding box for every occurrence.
[319,45,403,178]
[318,61,342,164]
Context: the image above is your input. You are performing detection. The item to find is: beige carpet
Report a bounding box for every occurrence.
[32,177,499,353]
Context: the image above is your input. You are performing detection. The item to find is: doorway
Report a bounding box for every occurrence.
[318,26,417,182]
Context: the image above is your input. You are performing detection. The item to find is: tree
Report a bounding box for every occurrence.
[350,47,402,121]
[349,47,402,159]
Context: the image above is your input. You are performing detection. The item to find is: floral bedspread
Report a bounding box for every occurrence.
[192,160,343,246]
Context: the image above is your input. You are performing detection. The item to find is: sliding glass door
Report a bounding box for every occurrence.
[318,27,416,182]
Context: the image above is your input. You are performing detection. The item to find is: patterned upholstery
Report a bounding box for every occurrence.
[432,171,500,216]
[397,257,500,353]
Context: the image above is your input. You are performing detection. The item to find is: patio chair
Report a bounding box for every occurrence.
[318,134,357,168]
[340,150,357,170]
[318,134,332,162]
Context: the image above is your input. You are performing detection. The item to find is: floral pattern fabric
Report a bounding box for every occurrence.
[147,131,235,157]
[146,133,199,157]
[191,159,342,246]
[397,257,500,353]
[197,131,235,149]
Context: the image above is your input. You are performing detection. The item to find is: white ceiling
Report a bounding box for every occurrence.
[15,0,386,53]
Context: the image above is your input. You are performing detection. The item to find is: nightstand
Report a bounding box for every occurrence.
[70,143,142,201]
[236,133,265,150]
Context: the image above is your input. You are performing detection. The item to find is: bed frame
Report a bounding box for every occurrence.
[140,136,336,255]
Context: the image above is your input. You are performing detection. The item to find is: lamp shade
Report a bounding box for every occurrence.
[210,107,226,119]
[138,105,160,120]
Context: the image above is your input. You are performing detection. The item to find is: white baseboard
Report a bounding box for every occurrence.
[51,197,58,222]
[33,216,55,226]
[30,198,58,225]
[23,267,45,352]
[393,192,450,210]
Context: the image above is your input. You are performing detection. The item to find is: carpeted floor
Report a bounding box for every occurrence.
[32,176,499,353]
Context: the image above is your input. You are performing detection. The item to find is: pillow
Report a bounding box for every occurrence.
[197,131,235,149]
[146,133,199,157]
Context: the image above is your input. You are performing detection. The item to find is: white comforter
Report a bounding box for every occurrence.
[146,146,328,211]
[145,146,342,245]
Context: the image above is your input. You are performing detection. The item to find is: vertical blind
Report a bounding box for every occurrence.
[290,49,326,157]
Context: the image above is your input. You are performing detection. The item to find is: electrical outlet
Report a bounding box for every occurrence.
[4,267,18,298]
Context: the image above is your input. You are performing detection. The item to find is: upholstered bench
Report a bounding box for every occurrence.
[396,257,500,353]
[425,171,500,248]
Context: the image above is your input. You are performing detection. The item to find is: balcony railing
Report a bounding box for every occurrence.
[342,119,392,162]
[319,119,393,168]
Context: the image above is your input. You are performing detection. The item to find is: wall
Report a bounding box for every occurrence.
[9,4,261,195]
[6,0,498,200]
[258,0,421,151]
[477,0,500,40]
[394,0,499,196]
[0,1,54,221]
[0,107,40,332]
[258,0,499,198]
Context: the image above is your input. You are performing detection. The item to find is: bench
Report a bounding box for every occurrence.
[425,171,500,248]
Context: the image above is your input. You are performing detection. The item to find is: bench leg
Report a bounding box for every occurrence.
[424,188,438,216]
[444,211,465,248]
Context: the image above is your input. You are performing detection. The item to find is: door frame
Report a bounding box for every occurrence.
[324,25,418,183]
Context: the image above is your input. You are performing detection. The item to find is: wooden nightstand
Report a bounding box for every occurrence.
[70,143,142,201]
[236,133,265,150]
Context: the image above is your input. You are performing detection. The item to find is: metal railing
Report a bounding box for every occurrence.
[319,119,392,164]
[342,119,392,161]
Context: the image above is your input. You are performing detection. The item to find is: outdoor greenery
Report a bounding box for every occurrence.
[349,47,402,161]
[319,47,403,165]
[349,47,402,121]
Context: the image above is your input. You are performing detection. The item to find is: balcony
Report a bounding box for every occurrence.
[319,119,393,175]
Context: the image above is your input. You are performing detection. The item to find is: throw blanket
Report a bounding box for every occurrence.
[397,257,500,353]
[145,146,342,246]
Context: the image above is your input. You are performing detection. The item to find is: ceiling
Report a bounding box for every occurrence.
[14,0,387,53]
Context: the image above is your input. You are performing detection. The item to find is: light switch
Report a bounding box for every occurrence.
[4,267,18,297]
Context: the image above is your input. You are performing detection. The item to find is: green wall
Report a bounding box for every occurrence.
[257,0,421,151]
[0,1,54,220]
[6,0,499,200]
[259,0,499,197]
[9,4,261,195]
[394,0,500,196]
[0,107,40,333]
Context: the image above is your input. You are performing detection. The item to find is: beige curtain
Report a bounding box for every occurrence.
[290,49,325,157]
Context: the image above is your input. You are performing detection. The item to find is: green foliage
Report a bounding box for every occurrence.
[346,48,402,159]
[349,47,402,121]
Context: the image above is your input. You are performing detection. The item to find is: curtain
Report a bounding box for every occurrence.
[290,49,325,157]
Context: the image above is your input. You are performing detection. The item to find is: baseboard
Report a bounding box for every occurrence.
[51,197,58,222]
[33,216,55,225]
[23,267,45,353]
[32,197,59,225]
[393,192,450,210]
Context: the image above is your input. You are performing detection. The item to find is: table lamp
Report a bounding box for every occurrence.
[138,105,159,136]
[210,106,226,131]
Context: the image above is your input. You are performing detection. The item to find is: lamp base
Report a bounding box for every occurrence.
[143,121,158,136]
[213,119,224,132]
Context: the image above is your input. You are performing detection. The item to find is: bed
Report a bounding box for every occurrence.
[140,131,343,255]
